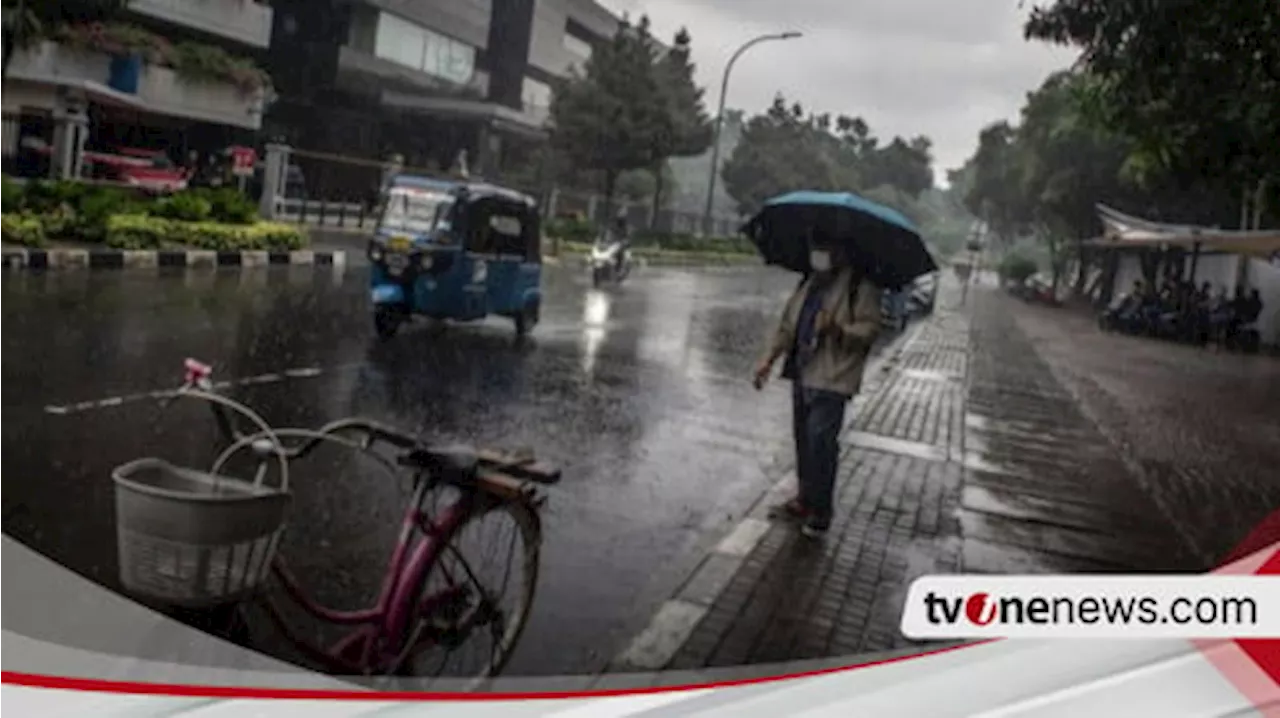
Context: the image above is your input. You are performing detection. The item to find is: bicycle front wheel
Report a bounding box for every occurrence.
[391,491,542,681]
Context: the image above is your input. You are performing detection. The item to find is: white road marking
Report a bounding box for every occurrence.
[714,518,772,557]
[41,367,323,416]
[614,600,709,671]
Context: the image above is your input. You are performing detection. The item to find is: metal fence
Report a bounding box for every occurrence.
[260,146,744,237]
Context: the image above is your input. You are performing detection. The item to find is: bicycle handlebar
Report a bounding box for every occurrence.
[175,359,561,486]
[178,359,438,465]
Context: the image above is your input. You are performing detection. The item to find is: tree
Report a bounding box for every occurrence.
[2,0,131,76]
[549,15,668,218]
[667,108,743,215]
[861,136,934,199]
[720,95,860,215]
[646,28,712,222]
[1024,0,1280,229]
[963,120,1028,246]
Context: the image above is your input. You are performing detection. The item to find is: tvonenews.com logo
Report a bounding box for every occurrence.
[923,591,1256,627]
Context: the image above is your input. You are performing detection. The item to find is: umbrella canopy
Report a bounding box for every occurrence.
[742,190,938,288]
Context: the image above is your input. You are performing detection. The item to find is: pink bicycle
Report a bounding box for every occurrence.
[112,359,560,679]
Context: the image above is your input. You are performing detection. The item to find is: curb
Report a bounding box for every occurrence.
[603,319,928,675]
[1,248,347,271]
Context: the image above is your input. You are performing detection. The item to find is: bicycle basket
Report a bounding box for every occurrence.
[112,458,291,608]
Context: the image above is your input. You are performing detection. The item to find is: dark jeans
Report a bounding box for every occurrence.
[792,382,849,526]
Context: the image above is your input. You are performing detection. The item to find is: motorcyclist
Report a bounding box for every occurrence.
[610,209,631,275]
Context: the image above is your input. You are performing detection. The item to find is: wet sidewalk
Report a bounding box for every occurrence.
[609,280,1198,675]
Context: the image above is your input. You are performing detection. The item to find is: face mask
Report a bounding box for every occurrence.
[810,250,832,273]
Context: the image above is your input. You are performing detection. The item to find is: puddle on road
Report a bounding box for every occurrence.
[963,538,1115,574]
[960,485,1162,536]
[959,511,1171,570]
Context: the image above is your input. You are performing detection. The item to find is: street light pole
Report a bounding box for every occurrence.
[701,31,801,236]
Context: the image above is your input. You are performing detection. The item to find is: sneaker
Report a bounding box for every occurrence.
[800,518,831,539]
[767,498,808,523]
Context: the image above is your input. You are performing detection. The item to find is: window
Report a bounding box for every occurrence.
[379,188,455,235]
[563,32,592,63]
[373,12,476,85]
[374,13,426,70]
[521,78,552,112]
[467,200,528,256]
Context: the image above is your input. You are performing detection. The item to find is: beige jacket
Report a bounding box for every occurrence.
[771,267,883,397]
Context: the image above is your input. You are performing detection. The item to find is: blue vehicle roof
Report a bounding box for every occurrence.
[388,174,536,208]
[764,190,919,235]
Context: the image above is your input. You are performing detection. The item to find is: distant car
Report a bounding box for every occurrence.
[86,148,189,191]
[881,287,909,333]
[908,272,938,315]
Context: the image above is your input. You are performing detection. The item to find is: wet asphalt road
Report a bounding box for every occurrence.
[2,263,803,675]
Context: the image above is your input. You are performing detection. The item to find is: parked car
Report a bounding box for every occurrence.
[881,287,909,333]
[908,272,938,315]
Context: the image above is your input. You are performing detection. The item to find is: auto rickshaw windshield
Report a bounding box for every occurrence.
[379,188,455,235]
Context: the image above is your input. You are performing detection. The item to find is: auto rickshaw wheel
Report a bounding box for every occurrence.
[374,306,402,340]
[514,301,539,336]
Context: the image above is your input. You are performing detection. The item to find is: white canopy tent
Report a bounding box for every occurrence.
[1085,204,1280,261]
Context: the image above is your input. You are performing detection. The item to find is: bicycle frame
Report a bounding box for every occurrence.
[172,360,555,675]
[259,475,481,674]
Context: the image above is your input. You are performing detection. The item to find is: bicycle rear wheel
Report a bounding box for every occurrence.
[391,489,542,680]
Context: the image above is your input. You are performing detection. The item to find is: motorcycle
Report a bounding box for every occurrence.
[589,237,633,287]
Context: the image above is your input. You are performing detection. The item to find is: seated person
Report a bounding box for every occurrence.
[1240,289,1263,326]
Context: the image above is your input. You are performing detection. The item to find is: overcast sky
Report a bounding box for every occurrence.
[598,0,1079,186]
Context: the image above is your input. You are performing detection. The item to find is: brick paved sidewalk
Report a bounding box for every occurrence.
[609,278,1196,675]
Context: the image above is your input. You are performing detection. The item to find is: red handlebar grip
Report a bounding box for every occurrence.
[184,358,213,383]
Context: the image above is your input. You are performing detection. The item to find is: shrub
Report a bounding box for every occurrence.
[20,179,85,214]
[152,192,213,222]
[2,175,22,210]
[73,186,152,242]
[105,214,307,251]
[2,213,47,247]
[40,204,77,237]
[545,216,595,244]
[998,253,1039,283]
[173,42,272,94]
[54,23,176,65]
[190,187,257,224]
[638,232,756,255]
[249,222,307,250]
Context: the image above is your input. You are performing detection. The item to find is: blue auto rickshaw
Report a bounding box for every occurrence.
[367,175,544,339]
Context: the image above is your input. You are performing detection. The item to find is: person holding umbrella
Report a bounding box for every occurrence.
[744,190,936,539]
[752,231,884,538]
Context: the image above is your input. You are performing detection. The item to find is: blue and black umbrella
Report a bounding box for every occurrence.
[741,190,938,289]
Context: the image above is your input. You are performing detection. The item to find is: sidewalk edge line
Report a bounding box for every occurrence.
[602,319,924,675]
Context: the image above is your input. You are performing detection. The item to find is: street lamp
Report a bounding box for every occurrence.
[701,31,802,236]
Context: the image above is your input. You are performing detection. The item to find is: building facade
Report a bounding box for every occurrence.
[2,0,276,178]
[260,0,622,200]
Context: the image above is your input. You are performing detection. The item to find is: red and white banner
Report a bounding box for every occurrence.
[2,534,1278,715]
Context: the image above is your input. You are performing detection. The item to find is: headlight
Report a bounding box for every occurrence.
[472,260,487,283]
[420,254,434,270]
[369,246,383,262]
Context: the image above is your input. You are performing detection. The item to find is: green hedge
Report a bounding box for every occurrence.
[635,231,755,255]
[545,216,595,244]
[1,177,286,250]
[1,213,48,247]
[545,221,755,256]
[105,214,306,251]
[998,253,1038,283]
